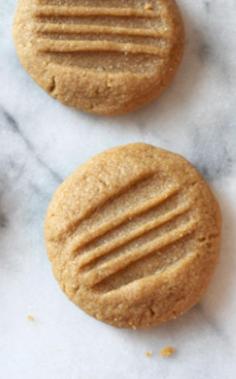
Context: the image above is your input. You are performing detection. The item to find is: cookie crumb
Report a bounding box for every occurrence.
[145,351,153,358]
[159,346,176,357]
[27,314,35,322]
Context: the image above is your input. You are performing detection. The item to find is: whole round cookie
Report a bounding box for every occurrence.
[45,144,221,328]
[13,0,184,115]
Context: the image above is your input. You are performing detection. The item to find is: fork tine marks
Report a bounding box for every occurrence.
[37,39,169,56]
[34,6,161,19]
[82,221,197,287]
[78,202,191,269]
[35,23,170,39]
[70,185,180,255]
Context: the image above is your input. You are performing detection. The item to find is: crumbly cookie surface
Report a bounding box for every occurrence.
[13,0,184,115]
[45,143,221,328]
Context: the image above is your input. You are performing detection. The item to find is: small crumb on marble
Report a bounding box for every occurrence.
[145,351,153,358]
[27,314,35,322]
[159,346,176,357]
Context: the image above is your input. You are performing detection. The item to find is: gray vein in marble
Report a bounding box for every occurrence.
[197,41,212,64]
[203,1,211,13]
[0,106,63,184]
[196,304,226,341]
[190,121,234,180]
[0,211,8,229]
[1,156,26,185]
[29,181,49,200]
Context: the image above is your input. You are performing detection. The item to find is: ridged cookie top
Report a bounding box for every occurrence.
[45,144,221,328]
[34,0,175,69]
[13,0,184,114]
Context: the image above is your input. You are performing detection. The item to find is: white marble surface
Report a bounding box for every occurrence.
[1,1,236,378]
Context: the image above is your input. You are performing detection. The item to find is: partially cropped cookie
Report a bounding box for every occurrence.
[13,0,184,115]
[45,144,221,328]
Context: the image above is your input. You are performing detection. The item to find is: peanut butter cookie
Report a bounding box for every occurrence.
[45,144,221,328]
[13,0,184,115]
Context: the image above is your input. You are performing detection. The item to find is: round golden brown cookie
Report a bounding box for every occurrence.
[13,0,184,115]
[45,144,221,328]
